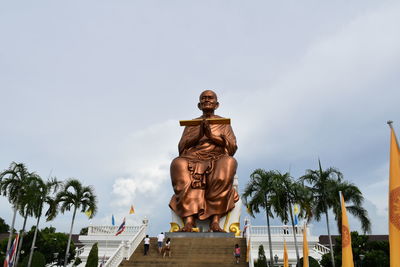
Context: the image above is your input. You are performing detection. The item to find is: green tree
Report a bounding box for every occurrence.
[74,257,82,266]
[7,170,41,265]
[26,176,61,267]
[0,238,9,264]
[254,245,267,267]
[300,160,371,267]
[54,179,97,267]
[242,169,276,266]
[320,232,389,267]
[0,162,30,253]
[20,251,45,267]
[85,242,98,267]
[0,217,10,233]
[21,226,75,265]
[79,227,88,235]
[269,171,312,264]
[297,256,320,267]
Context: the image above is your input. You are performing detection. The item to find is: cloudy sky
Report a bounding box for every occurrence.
[1,1,399,237]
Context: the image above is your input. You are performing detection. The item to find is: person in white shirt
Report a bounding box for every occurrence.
[144,235,150,255]
[157,232,165,254]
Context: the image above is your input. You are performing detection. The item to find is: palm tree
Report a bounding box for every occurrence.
[54,179,97,267]
[0,162,37,263]
[300,160,371,267]
[242,169,276,267]
[27,176,61,267]
[0,162,26,253]
[13,172,44,266]
[268,171,312,264]
[329,179,371,234]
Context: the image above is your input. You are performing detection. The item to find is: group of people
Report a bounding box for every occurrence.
[143,233,240,264]
[143,232,171,258]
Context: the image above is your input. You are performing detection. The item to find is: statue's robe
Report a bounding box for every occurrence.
[169,115,239,220]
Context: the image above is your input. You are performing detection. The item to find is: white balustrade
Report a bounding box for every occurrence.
[76,246,85,257]
[88,225,141,235]
[104,224,147,267]
[313,243,330,255]
[250,225,304,236]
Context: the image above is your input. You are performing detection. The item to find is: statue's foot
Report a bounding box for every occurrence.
[210,222,226,232]
[181,216,196,232]
[181,222,196,232]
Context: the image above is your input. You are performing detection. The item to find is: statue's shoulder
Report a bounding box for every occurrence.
[193,115,224,119]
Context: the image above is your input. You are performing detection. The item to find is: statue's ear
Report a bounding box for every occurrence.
[215,102,219,110]
[198,102,202,110]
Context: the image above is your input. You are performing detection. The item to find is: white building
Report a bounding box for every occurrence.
[246,223,330,266]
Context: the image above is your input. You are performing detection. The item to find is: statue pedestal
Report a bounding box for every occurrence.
[169,175,242,236]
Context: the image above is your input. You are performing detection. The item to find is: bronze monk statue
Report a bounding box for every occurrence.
[169,90,239,232]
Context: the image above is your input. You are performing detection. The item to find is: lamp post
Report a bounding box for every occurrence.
[359,254,365,267]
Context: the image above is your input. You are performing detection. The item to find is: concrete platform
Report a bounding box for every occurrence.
[165,232,235,238]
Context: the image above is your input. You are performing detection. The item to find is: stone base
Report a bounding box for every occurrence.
[169,175,242,236]
[165,232,235,238]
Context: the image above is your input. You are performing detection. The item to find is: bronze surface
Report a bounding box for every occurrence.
[169,90,239,232]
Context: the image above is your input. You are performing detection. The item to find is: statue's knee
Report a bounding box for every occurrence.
[171,157,187,172]
[221,156,237,170]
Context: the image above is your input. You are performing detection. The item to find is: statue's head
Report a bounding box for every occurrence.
[198,90,219,112]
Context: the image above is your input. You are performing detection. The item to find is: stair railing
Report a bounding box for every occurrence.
[313,243,330,255]
[104,224,147,267]
[245,224,254,267]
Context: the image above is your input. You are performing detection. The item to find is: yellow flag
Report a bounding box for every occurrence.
[85,209,92,218]
[294,203,300,215]
[389,124,400,267]
[283,239,288,267]
[341,192,354,267]
[303,223,309,267]
[129,205,135,214]
[246,237,250,262]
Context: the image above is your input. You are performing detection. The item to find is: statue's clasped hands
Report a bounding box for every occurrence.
[200,119,224,146]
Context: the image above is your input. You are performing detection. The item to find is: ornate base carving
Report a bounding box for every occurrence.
[169,175,242,236]
[169,197,241,236]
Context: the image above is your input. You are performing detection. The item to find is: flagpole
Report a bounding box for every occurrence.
[387,120,400,267]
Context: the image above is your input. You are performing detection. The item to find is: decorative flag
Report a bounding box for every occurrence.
[115,217,126,236]
[283,239,288,267]
[303,223,309,267]
[4,234,19,267]
[388,122,400,267]
[129,205,135,214]
[341,192,354,267]
[294,204,300,225]
[112,214,115,226]
[246,237,250,263]
[246,204,252,215]
[85,209,92,218]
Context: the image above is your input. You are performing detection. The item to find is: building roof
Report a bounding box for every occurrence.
[72,234,84,248]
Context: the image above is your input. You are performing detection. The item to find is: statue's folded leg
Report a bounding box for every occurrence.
[169,157,205,230]
[201,155,238,221]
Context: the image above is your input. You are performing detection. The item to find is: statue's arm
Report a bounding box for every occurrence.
[222,125,238,156]
[178,126,203,155]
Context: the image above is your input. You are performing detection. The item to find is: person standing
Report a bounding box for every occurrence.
[234,244,240,264]
[157,232,165,254]
[163,238,171,258]
[144,235,150,255]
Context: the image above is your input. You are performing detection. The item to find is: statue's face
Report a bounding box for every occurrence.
[199,90,219,111]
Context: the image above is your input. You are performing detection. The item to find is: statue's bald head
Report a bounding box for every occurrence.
[198,90,219,112]
[199,90,218,101]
